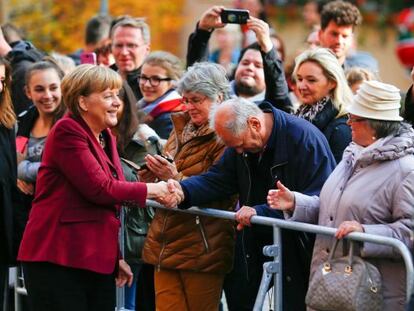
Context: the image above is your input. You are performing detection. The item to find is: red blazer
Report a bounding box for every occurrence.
[18,114,147,274]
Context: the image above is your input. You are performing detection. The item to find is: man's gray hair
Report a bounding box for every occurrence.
[177,62,230,102]
[209,98,262,137]
[111,17,150,44]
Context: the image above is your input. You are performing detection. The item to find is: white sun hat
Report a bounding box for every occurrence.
[347,80,403,121]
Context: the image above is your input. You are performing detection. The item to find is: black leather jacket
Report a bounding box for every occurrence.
[186,24,293,113]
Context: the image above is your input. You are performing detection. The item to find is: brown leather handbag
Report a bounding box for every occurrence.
[306,239,383,311]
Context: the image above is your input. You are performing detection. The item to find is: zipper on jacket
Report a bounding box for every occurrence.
[241,153,251,280]
[157,212,169,272]
[243,154,252,206]
[196,216,210,252]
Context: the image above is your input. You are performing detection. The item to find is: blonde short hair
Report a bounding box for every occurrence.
[61,64,122,117]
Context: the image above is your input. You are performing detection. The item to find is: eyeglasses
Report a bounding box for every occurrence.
[112,43,144,51]
[138,75,172,87]
[347,114,367,123]
[180,96,207,106]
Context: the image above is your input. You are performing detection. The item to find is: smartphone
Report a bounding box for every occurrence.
[137,155,173,171]
[221,9,250,24]
[80,52,97,65]
[137,163,149,171]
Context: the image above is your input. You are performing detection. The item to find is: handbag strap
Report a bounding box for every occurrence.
[327,239,355,267]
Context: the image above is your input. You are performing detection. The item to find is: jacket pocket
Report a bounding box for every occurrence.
[59,206,102,223]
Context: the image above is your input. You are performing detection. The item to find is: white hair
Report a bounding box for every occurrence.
[209,97,262,136]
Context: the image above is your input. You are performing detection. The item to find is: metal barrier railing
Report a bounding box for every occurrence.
[145,200,414,311]
[12,200,414,311]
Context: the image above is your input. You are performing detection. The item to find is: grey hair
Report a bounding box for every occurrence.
[293,47,354,117]
[177,62,230,102]
[111,17,150,44]
[367,119,403,139]
[209,97,262,137]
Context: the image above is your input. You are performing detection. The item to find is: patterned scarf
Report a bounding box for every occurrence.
[181,121,210,144]
[295,96,330,122]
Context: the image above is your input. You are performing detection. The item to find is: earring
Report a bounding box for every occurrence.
[372,136,377,141]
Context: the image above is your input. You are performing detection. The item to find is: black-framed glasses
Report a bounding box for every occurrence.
[347,114,367,123]
[180,96,207,106]
[138,75,172,87]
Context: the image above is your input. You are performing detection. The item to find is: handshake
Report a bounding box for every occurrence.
[146,179,185,208]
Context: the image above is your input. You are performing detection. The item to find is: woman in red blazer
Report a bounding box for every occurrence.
[17,65,173,311]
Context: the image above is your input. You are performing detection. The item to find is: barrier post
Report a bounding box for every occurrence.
[13,266,27,311]
[253,225,283,311]
[273,225,282,311]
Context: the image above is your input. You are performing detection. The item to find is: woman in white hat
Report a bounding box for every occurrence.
[267,80,414,310]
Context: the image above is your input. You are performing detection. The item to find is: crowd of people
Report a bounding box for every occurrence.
[0,0,413,311]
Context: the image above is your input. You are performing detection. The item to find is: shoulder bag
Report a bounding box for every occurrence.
[306,239,383,311]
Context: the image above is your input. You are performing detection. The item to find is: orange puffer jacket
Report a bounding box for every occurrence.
[142,112,235,274]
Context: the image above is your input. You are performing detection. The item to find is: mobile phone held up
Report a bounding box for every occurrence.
[80,52,97,65]
[221,9,250,24]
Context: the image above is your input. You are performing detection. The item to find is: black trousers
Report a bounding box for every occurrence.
[223,229,263,311]
[135,263,155,311]
[22,261,115,311]
[223,227,309,311]
[0,262,7,311]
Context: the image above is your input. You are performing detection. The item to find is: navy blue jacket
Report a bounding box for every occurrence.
[180,102,335,212]
[180,102,336,310]
[307,99,351,164]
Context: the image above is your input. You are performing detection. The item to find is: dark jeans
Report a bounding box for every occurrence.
[23,261,115,311]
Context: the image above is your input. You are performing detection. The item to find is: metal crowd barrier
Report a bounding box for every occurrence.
[12,200,414,311]
[144,200,414,311]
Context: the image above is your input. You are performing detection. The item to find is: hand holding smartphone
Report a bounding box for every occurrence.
[138,155,173,171]
[220,9,250,24]
[80,52,97,65]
